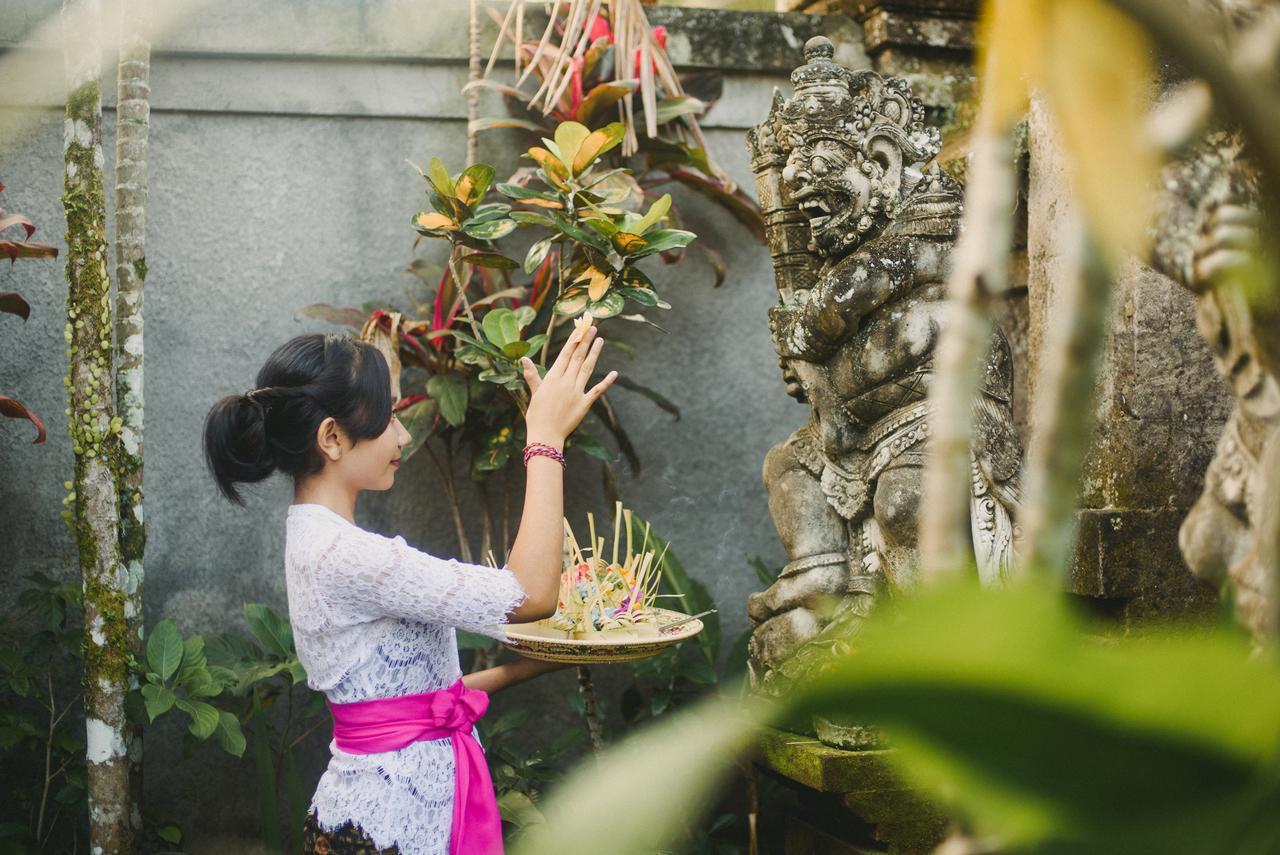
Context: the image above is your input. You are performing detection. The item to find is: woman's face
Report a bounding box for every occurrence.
[340,408,411,492]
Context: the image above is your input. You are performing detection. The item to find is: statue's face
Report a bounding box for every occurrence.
[782,138,876,257]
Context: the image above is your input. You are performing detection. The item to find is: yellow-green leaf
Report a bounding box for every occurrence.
[1044,0,1159,265]
[612,232,646,254]
[427,157,455,198]
[455,163,496,207]
[414,211,457,232]
[527,147,569,187]
[575,82,638,125]
[633,193,672,236]
[976,0,1047,129]
[572,123,626,175]
[554,121,592,175]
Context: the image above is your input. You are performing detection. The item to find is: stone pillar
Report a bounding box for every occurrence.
[1026,94,1226,621]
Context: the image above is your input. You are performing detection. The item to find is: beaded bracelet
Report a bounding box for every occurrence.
[523,442,566,469]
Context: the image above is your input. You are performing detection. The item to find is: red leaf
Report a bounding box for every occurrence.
[0,212,36,239]
[0,395,47,444]
[0,239,58,263]
[0,291,31,320]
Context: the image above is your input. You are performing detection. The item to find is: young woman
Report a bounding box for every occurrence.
[203,324,616,855]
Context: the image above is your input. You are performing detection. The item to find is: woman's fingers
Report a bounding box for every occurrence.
[564,326,596,377]
[546,325,591,379]
[521,357,541,394]
[587,370,618,402]
[576,337,605,388]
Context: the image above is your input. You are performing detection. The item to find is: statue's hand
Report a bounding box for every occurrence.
[748,564,847,625]
[769,302,831,361]
[1192,202,1261,292]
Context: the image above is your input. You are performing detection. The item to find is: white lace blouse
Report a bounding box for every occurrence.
[283,502,527,855]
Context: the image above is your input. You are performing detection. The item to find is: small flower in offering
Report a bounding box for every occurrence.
[549,502,668,637]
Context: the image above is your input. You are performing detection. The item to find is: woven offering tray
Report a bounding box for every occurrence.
[496,503,709,664]
[501,607,706,664]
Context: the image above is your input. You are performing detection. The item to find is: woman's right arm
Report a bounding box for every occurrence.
[505,322,616,622]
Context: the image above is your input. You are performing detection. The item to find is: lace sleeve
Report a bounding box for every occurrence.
[319,528,527,639]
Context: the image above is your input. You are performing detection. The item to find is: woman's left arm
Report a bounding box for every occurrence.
[462,656,570,695]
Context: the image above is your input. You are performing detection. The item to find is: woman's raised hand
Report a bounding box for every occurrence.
[520,323,617,447]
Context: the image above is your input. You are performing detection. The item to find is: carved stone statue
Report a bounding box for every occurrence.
[1152,130,1278,639]
[745,36,1023,695]
[747,36,1024,696]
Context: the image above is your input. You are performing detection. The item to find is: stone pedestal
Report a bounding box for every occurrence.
[757,729,949,854]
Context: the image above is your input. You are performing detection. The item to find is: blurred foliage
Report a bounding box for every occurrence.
[514,583,1280,855]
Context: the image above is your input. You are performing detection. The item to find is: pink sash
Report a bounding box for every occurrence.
[328,680,503,855]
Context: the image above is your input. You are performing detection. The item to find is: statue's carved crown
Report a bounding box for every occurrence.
[751,36,941,169]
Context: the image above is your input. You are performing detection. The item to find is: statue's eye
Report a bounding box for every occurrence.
[811,156,829,176]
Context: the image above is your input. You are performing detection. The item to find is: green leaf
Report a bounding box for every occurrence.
[787,584,1280,852]
[214,710,246,758]
[242,604,293,658]
[554,121,592,173]
[460,251,518,270]
[549,214,611,254]
[575,81,638,124]
[617,286,658,308]
[175,698,220,740]
[502,341,532,359]
[572,122,627,175]
[497,183,564,205]
[586,291,626,319]
[630,229,696,259]
[427,373,468,427]
[499,789,547,830]
[583,217,620,237]
[470,202,513,223]
[140,683,176,722]
[650,96,706,125]
[146,619,183,683]
[251,710,282,853]
[462,217,517,241]
[186,669,223,699]
[157,825,182,844]
[524,237,554,275]
[427,157,455,198]
[511,210,557,227]
[454,163,496,206]
[633,194,672,235]
[397,397,439,462]
[481,308,522,349]
[512,305,536,329]
[175,635,207,687]
[511,691,768,855]
[553,290,591,317]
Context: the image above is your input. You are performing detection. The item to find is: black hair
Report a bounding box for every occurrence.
[203,332,393,505]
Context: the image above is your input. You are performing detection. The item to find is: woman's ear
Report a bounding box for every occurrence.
[315,416,348,462]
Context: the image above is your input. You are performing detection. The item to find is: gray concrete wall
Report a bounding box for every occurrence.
[0,1,867,846]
